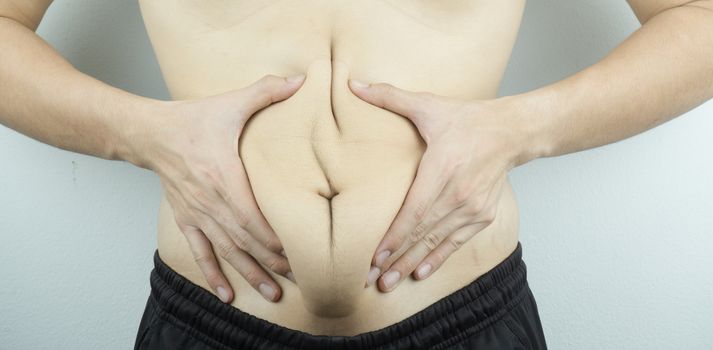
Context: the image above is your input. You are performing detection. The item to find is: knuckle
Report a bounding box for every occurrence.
[481,207,497,224]
[409,231,422,244]
[262,234,281,253]
[265,256,289,275]
[446,236,466,251]
[193,253,212,266]
[199,165,221,184]
[192,189,214,211]
[190,188,205,202]
[413,201,429,222]
[452,185,472,207]
[241,268,261,287]
[412,222,427,239]
[423,232,440,251]
[231,231,250,251]
[431,205,450,221]
[211,209,230,229]
[188,209,206,225]
[464,198,486,217]
[215,239,238,259]
[175,216,191,232]
[234,206,252,228]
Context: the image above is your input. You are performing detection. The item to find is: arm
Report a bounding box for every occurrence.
[0,0,157,166]
[0,0,303,302]
[510,0,713,164]
[349,0,713,292]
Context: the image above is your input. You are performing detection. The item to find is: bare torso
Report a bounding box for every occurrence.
[139,0,525,335]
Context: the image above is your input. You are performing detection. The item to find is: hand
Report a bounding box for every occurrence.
[144,74,305,303]
[348,79,531,292]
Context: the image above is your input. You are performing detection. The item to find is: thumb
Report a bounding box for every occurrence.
[239,74,306,116]
[348,79,426,119]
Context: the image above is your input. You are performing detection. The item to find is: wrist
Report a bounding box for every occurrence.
[494,92,554,167]
[112,96,173,170]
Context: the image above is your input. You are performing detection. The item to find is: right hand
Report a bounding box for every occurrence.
[143,74,306,303]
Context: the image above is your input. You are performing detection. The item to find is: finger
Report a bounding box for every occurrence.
[181,225,234,304]
[194,186,294,281]
[348,80,428,120]
[409,177,467,246]
[377,210,472,292]
[413,177,506,281]
[220,160,285,254]
[199,214,283,302]
[412,223,486,280]
[371,149,452,271]
[228,226,293,282]
[239,74,306,116]
[366,182,459,287]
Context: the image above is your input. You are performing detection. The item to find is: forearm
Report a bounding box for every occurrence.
[0,16,164,168]
[507,1,713,164]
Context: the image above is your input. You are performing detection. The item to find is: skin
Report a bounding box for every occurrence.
[139,0,526,330]
[0,1,302,304]
[348,82,524,290]
[148,75,307,302]
[353,0,713,292]
[0,0,711,334]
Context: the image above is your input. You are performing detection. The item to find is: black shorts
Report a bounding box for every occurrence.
[134,242,547,349]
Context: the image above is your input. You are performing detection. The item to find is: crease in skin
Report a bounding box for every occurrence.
[381,0,470,37]
[328,32,339,253]
[142,0,524,330]
[329,38,341,135]
[312,26,343,254]
[299,25,364,316]
[193,0,288,32]
[303,83,336,268]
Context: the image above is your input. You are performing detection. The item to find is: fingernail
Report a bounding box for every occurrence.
[259,283,277,301]
[286,271,296,283]
[382,270,401,290]
[375,250,391,267]
[280,249,287,257]
[216,286,229,303]
[367,266,381,286]
[286,74,305,83]
[416,263,432,279]
[349,79,369,89]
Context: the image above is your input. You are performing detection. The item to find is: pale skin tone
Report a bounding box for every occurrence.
[356,0,713,292]
[1,0,712,312]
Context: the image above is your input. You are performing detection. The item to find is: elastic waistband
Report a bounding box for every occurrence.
[149,242,528,350]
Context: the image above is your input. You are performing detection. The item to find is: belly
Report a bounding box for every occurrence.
[142,0,525,335]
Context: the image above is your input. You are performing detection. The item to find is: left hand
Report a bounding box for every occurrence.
[348,79,531,292]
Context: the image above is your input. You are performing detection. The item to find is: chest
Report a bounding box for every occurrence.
[138,0,524,101]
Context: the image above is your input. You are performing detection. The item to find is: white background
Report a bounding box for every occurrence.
[1,1,711,349]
